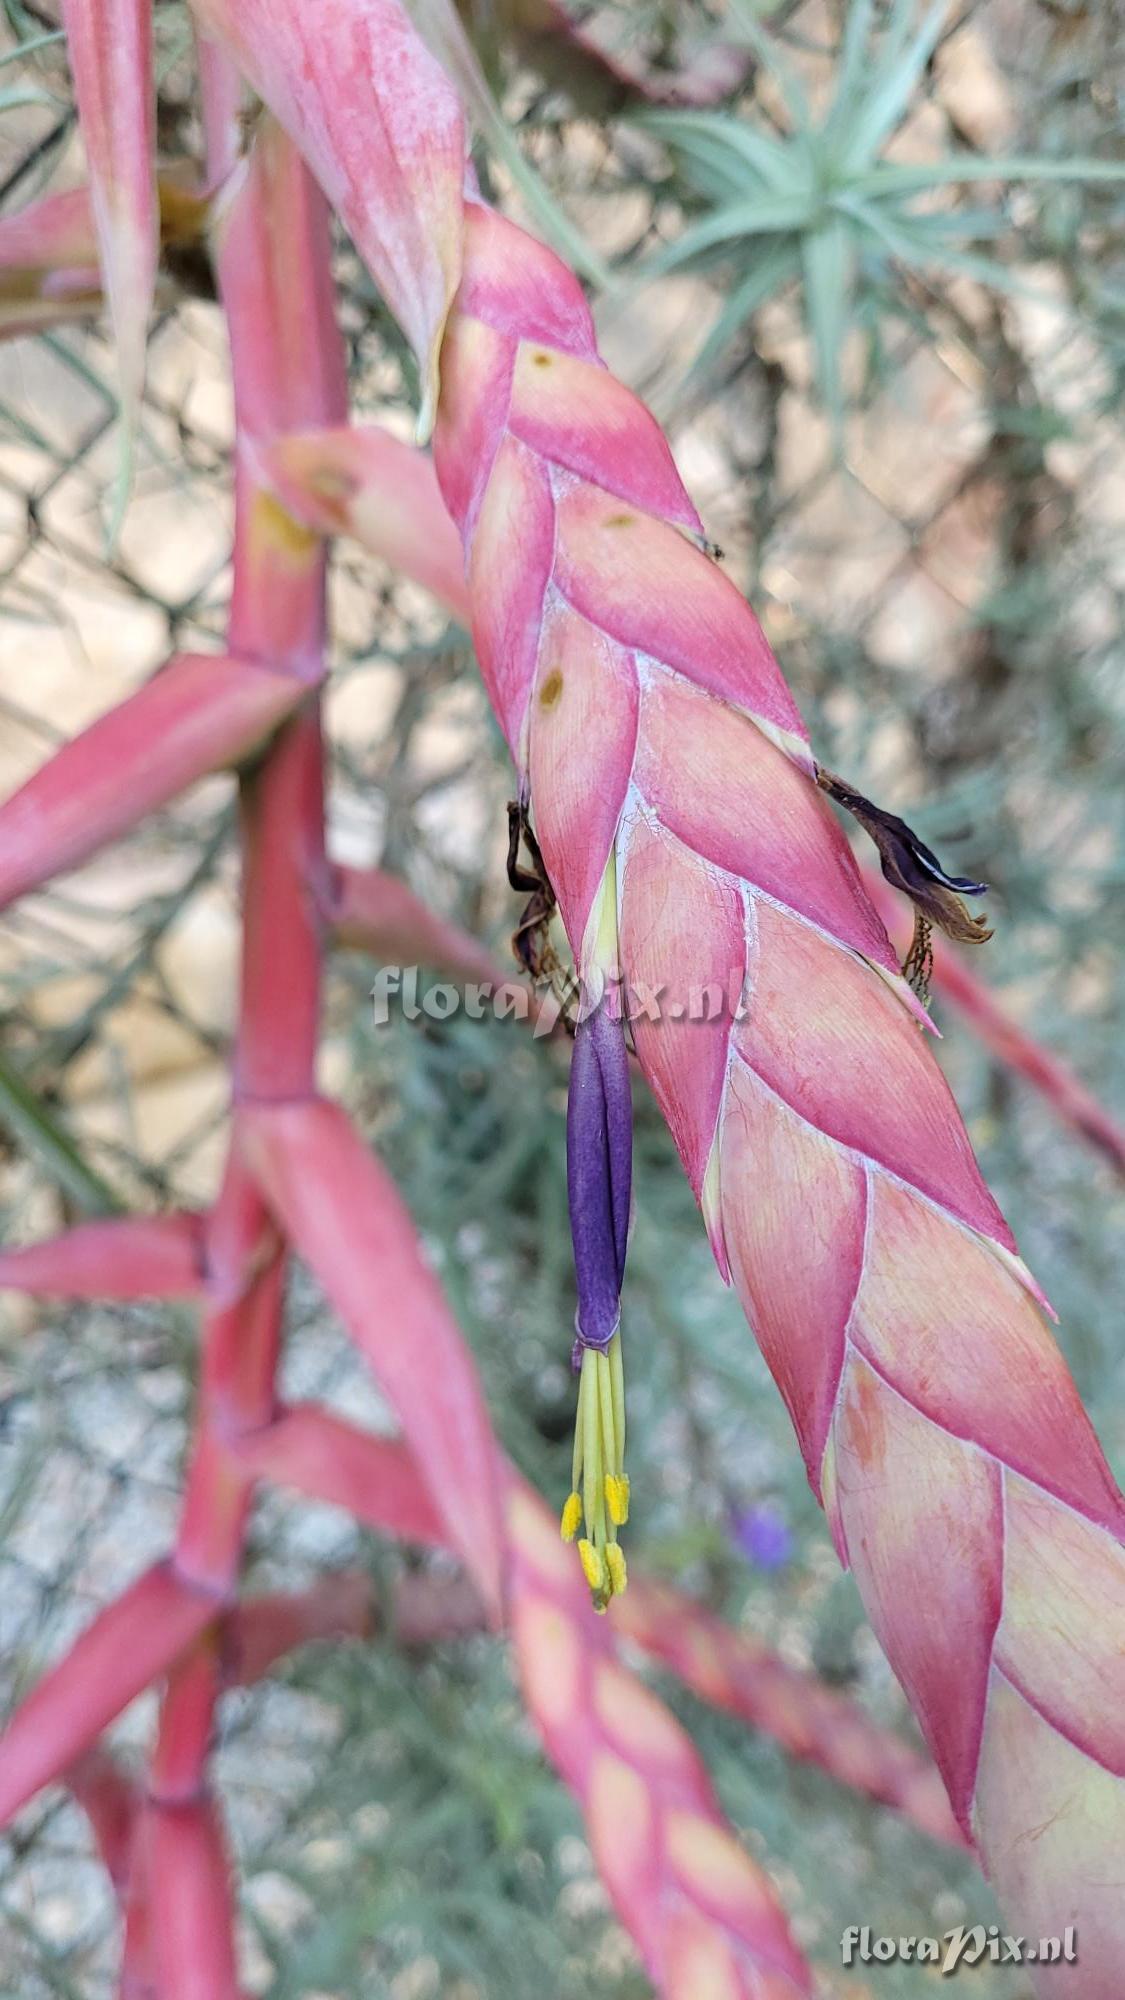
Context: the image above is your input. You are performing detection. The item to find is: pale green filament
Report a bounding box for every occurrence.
[560,1331,629,1611]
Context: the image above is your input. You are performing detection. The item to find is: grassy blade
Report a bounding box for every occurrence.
[842,0,950,169]
[726,0,815,134]
[801,214,856,438]
[823,0,874,144]
[637,108,798,194]
[642,190,820,278]
[0,1051,120,1215]
[843,191,1047,300]
[683,239,801,392]
[0,28,65,65]
[853,154,1125,196]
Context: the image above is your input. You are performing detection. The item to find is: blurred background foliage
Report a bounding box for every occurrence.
[1,0,1124,1994]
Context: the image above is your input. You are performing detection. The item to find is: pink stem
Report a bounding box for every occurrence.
[234,712,327,1101]
[174,1155,282,1594]
[67,1748,140,1890]
[146,1792,242,2000]
[228,1568,485,1683]
[0,1563,218,1825]
[229,1401,450,1545]
[149,56,351,1988]
[0,1214,206,1298]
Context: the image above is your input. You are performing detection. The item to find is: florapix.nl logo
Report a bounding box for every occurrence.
[841,1924,1077,1975]
[370,964,752,1036]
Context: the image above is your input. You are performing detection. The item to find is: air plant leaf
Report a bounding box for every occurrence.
[0,1213,206,1296]
[191,0,466,437]
[639,109,798,196]
[641,190,822,275]
[59,0,158,535]
[821,0,874,145]
[238,1097,506,1618]
[262,423,471,619]
[409,0,613,289]
[0,168,212,342]
[0,1565,217,1825]
[231,1403,451,1547]
[684,241,802,396]
[0,652,308,913]
[725,0,814,134]
[837,0,949,171]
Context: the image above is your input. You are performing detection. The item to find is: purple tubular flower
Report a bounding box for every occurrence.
[562,993,633,1607]
[567,999,632,1355]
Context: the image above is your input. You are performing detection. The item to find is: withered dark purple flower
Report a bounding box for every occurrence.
[816,766,993,948]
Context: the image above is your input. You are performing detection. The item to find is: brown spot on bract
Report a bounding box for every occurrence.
[605,512,636,527]
[303,464,357,531]
[532,350,552,367]
[842,1356,886,1472]
[309,466,358,504]
[539,667,564,709]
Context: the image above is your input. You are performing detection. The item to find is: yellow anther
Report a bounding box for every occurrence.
[604,1543,627,1597]
[568,1330,630,1609]
[577,1538,606,1594]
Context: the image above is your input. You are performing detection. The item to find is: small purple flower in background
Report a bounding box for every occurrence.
[731,1503,793,1572]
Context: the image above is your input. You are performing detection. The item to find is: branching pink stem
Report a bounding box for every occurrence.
[146,49,348,1982]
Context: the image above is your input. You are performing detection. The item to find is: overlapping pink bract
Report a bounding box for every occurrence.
[201,3,1125,1982]
[437,203,1125,1998]
[59,0,156,472]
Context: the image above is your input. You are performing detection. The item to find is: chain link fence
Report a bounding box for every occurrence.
[1,3,1123,1994]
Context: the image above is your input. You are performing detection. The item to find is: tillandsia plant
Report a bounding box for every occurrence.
[630,0,1125,421]
[0,2,1123,1997]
